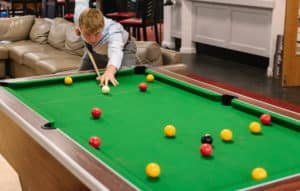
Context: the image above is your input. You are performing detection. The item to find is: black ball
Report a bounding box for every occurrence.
[201,134,213,144]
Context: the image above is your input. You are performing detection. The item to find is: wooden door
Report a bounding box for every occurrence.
[282,0,300,86]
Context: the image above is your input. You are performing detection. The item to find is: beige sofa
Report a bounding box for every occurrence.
[0,16,181,78]
[0,45,8,78]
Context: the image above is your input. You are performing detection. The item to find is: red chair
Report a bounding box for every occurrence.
[105,0,136,21]
[63,12,73,21]
[63,0,74,21]
[55,0,74,21]
[119,0,159,43]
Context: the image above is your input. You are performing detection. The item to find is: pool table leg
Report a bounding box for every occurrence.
[0,111,89,191]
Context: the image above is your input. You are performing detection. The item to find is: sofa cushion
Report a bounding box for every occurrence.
[48,18,69,50]
[0,61,5,78]
[29,18,51,44]
[0,18,10,40]
[6,40,47,64]
[135,41,162,66]
[32,56,81,74]
[64,23,84,56]
[161,48,182,65]
[0,16,35,41]
[23,46,80,67]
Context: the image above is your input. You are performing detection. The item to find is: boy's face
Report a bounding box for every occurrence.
[80,28,102,46]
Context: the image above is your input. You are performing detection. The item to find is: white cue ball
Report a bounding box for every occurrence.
[101,85,110,94]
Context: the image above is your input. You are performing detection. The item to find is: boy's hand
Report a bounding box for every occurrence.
[98,65,119,86]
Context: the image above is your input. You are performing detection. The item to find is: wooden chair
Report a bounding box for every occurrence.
[105,0,136,21]
[10,0,40,16]
[54,0,74,21]
[119,0,159,43]
[101,0,117,14]
[155,0,163,43]
[62,0,74,21]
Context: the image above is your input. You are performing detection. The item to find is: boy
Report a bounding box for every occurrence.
[76,8,136,86]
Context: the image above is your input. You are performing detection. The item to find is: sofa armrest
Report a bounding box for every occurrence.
[0,45,8,60]
[161,48,181,65]
[158,63,187,73]
[135,41,181,66]
[0,45,8,78]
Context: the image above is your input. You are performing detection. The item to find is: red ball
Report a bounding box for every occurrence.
[200,143,212,157]
[91,107,101,119]
[139,83,147,92]
[89,136,101,149]
[260,114,271,125]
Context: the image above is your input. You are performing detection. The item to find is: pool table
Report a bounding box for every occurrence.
[0,66,299,191]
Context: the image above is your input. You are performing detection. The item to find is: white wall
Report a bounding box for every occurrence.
[163,0,287,77]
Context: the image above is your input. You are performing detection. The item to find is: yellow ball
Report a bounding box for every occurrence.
[64,76,73,85]
[249,122,262,134]
[220,129,233,141]
[145,162,161,178]
[146,74,155,82]
[251,167,268,180]
[164,125,176,137]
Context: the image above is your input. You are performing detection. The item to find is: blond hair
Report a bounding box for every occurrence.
[79,8,104,34]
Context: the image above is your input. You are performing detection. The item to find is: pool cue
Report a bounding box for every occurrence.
[86,49,101,80]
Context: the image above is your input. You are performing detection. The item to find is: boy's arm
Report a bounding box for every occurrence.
[100,32,126,86]
[107,32,125,69]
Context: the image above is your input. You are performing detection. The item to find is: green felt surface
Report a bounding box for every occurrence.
[5,69,300,191]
